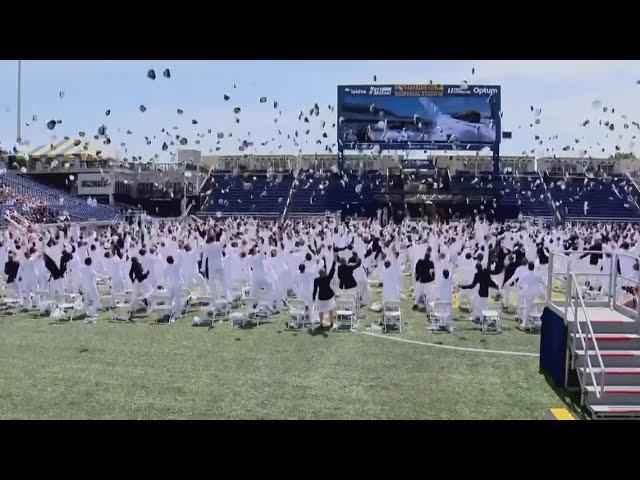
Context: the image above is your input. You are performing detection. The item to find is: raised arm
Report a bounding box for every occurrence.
[328,260,337,280]
[460,272,480,290]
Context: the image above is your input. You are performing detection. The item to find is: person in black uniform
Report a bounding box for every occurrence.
[129,256,150,313]
[337,255,361,295]
[4,253,20,296]
[313,254,338,328]
[536,241,549,266]
[459,263,500,323]
[499,254,521,309]
[413,252,435,310]
[502,255,520,287]
[580,239,603,266]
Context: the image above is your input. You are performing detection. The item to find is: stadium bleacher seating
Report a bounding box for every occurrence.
[288,170,384,216]
[452,172,554,218]
[196,167,640,223]
[546,174,640,221]
[202,172,293,216]
[0,171,120,222]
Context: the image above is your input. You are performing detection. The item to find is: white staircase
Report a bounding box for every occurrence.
[549,251,640,419]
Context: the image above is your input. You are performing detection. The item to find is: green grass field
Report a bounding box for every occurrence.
[0,280,575,419]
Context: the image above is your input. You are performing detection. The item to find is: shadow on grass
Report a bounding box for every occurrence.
[540,370,588,420]
[307,326,329,338]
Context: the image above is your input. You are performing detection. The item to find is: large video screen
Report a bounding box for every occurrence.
[337,84,501,151]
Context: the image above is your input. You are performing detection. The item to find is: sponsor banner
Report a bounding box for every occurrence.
[339,85,500,97]
[344,142,492,151]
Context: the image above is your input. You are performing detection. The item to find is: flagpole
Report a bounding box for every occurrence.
[17,60,22,145]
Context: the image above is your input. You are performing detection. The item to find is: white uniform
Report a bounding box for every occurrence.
[508,268,546,327]
[164,261,186,317]
[79,263,100,316]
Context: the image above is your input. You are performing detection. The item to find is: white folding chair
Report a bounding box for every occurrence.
[425,299,436,324]
[527,300,546,333]
[229,284,244,308]
[335,297,357,331]
[35,290,56,316]
[501,286,515,313]
[367,271,382,288]
[152,304,174,324]
[0,285,21,312]
[339,290,359,315]
[150,290,171,308]
[287,298,307,328]
[244,296,261,325]
[190,293,214,309]
[382,301,403,332]
[109,291,132,323]
[431,300,453,332]
[98,283,115,312]
[458,290,471,312]
[211,298,230,323]
[481,309,501,333]
[71,295,86,321]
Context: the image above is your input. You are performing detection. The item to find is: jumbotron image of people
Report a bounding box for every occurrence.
[340,94,497,145]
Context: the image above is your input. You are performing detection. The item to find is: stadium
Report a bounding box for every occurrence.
[1,61,640,420]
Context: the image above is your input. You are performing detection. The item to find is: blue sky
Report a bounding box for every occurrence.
[0,60,639,161]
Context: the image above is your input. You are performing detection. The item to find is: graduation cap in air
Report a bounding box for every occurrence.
[192,119,198,124]
[177,109,183,115]
[259,97,267,103]
[224,94,230,101]
[105,109,110,116]
[233,107,241,114]
[163,69,171,79]
[140,105,147,113]
[180,138,188,145]
[47,120,57,130]
[147,69,156,80]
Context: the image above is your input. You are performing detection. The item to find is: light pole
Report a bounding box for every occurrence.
[17,60,22,145]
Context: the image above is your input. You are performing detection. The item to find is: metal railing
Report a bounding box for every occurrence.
[539,170,563,223]
[611,251,640,320]
[568,272,605,399]
[547,249,640,401]
[281,176,297,221]
[548,250,622,312]
[625,173,640,213]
